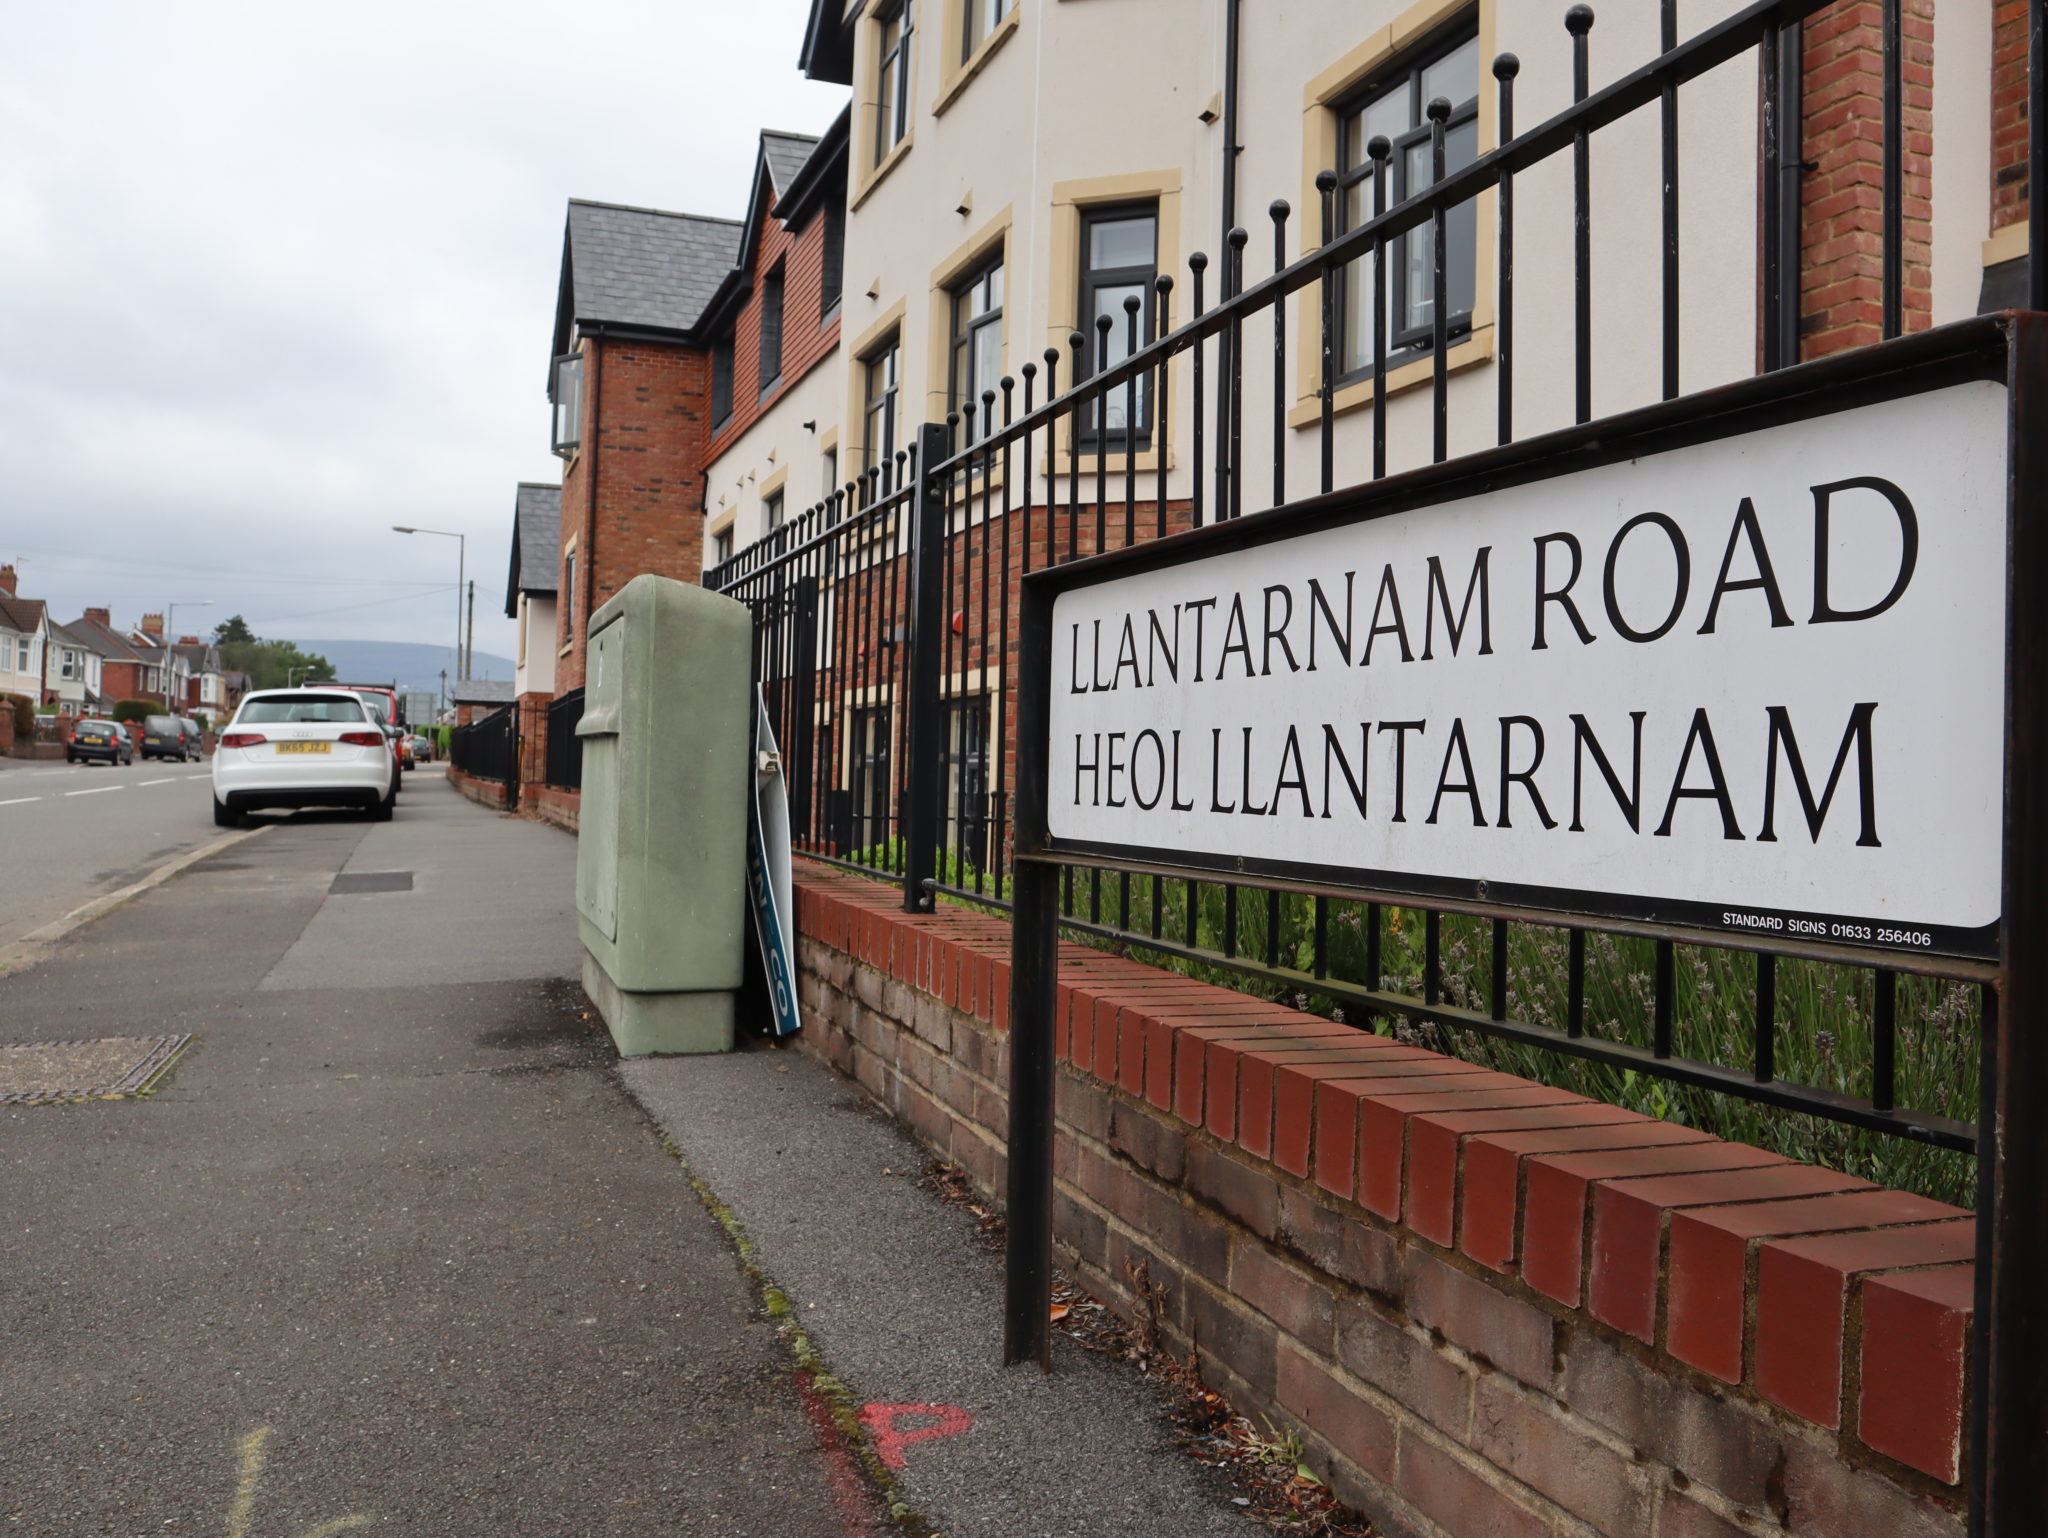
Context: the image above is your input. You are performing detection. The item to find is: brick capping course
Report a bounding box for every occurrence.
[788,859,1971,1534]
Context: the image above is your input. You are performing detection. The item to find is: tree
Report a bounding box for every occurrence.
[213,614,255,645]
[217,638,335,691]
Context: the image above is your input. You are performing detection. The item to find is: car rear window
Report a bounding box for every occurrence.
[80,721,119,733]
[238,696,369,724]
[144,716,175,731]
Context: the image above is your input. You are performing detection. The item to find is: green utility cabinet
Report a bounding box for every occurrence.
[576,574,751,1055]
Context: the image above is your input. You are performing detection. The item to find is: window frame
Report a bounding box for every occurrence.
[943,693,991,868]
[1333,19,1482,383]
[765,489,786,532]
[712,526,735,567]
[561,549,577,650]
[710,332,735,430]
[875,0,915,167]
[1076,202,1160,449]
[550,352,583,456]
[820,200,845,319]
[862,336,902,479]
[758,261,786,399]
[949,253,1004,446]
[962,0,1012,61]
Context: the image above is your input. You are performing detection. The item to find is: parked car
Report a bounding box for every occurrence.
[140,714,197,762]
[407,734,435,764]
[68,718,133,765]
[211,688,397,827]
[178,717,205,757]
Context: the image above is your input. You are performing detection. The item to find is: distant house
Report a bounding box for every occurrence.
[171,638,232,723]
[547,198,742,694]
[65,610,168,705]
[505,482,561,699]
[450,678,515,727]
[0,567,51,704]
[46,622,106,714]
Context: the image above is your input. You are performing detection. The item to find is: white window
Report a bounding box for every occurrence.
[14,637,27,672]
[964,0,1011,58]
[876,0,915,163]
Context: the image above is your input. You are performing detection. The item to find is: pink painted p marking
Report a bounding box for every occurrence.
[857,1403,974,1470]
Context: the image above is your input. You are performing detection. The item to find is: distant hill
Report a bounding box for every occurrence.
[283,640,515,697]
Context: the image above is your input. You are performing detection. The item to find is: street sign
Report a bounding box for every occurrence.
[1036,373,2010,961]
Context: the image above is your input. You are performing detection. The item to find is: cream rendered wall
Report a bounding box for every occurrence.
[516,595,557,696]
[838,0,1218,496]
[705,350,847,568]
[815,0,1994,546]
[1931,0,1994,325]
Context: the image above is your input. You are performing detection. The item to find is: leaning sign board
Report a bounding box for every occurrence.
[1019,325,2023,963]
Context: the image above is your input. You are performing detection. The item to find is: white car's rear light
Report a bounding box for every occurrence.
[221,732,267,749]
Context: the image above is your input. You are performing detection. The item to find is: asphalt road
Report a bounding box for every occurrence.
[0,754,220,950]
[0,783,863,1536]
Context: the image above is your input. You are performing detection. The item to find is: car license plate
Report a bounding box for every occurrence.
[276,742,331,755]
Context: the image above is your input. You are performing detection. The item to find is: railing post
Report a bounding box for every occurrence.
[903,421,950,913]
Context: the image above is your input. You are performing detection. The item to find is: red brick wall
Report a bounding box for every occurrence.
[556,333,716,692]
[1992,1,2031,233]
[792,863,1972,1536]
[1798,0,1935,358]
[705,181,842,472]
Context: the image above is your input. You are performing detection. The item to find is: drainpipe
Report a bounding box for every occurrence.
[583,335,603,661]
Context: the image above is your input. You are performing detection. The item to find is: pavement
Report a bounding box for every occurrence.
[1,774,1262,1537]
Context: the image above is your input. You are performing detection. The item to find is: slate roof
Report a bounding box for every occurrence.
[172,642,219,671]
[62,616,149,663]
[762,130,820,196]
[506,482,562,616]
[452,678,515,707]
[558,200,742,341]
[0,595,47,637]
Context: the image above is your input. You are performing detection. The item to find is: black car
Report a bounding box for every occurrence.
[140,714,197,762]
[68,719,133,765]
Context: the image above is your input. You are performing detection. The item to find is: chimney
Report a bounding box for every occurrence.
[0,564,15,596]
[139,613,165,637]
[177,635,200,645]
[85,607,110,626]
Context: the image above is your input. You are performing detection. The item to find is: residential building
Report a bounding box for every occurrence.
[547,198,742,691]
[791,0,2014,508]
[170,638,232,723]
[65,610,169,706]
[701,119,851,562]
[450,678,515,727]
[46,622,106,715]
[505,482,561,699]
[0,566,50,704]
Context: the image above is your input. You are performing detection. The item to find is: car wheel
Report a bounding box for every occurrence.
[213,797,242,828]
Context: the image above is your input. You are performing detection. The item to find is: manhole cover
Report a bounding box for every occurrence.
[330,871,412,895]
[0,1035,192,1105]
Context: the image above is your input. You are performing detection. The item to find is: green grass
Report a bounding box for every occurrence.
[838,850,1979,1206]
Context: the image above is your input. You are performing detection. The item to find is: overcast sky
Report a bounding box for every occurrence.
[0,0,843,664]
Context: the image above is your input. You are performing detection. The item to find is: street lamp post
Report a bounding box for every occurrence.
[392,526,466,682]
[163,599,213,709]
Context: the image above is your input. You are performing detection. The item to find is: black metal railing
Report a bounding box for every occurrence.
[450,706,514,785]
[710,0,2004,1184]
[545,687,585,790]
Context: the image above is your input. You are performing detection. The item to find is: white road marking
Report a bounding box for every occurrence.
[0,797,40,807]
[64,785,123,797]
[139,778,179,787]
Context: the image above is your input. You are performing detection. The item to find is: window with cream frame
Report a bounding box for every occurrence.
[875,0,915,166]
[1295,0,1496,427]
[962,0,1011,59]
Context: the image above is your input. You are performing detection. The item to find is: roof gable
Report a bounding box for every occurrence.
[0,595,47,637]
[507,482,563,616]
[551,200,743,357]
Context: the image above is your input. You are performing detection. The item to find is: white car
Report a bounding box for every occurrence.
[212,688,397,828]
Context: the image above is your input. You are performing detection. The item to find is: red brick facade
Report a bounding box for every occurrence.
[704,169,842,470]
[555,334,716,692]
[1991,0,2031,233]
[793,864,1973,1535]
[1798,0,1935,359]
